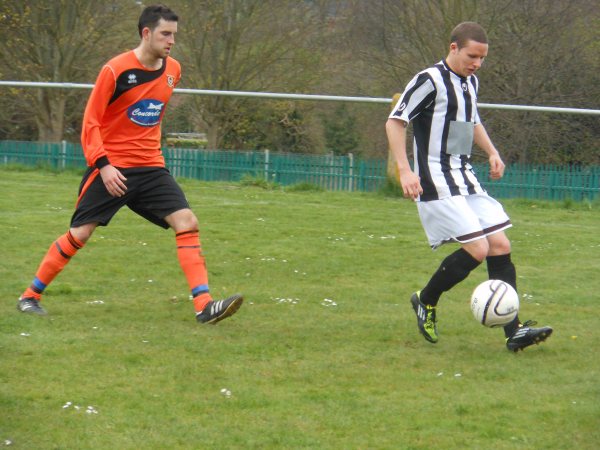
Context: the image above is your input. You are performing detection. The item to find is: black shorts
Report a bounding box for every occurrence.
[71,167,190,229]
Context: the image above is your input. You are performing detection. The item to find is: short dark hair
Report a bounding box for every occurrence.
[450,22,488,48]
[138,4,178,37]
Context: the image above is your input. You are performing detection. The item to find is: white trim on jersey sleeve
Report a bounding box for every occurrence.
[388,73,436,123]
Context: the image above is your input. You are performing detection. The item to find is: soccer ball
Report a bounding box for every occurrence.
[470,280,519,327]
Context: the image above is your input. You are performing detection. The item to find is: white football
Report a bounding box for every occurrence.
[470,280,519,327]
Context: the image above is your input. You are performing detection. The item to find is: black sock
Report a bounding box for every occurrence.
[486,254,516,291]
[487,253,521,337]
[420,248,481,306]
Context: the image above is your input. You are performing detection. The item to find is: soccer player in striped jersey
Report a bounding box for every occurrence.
[17,5,243,324]
[386,22,552,351]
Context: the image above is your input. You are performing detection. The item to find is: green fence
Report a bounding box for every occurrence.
[1,140,598,201]
[166,147,386,192]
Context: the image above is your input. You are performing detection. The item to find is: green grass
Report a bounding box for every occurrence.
[1,168,599,449]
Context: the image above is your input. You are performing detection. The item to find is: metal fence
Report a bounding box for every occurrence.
[1,140,598,201]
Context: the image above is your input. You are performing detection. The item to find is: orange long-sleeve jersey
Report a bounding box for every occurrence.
[81,51,181,169]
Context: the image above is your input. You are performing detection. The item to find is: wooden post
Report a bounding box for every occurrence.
[387,93,402,182]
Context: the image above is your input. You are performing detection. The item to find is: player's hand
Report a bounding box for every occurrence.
[488,154,505,180]
[399,169,423,200]
[100,165,127,197]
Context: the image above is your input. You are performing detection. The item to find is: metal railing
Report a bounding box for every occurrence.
[1,81,599,115]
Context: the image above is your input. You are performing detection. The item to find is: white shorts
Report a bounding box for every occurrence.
[417,193,512,249]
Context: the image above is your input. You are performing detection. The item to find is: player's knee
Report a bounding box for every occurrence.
[70,223,96,243]
[489,236,511,255]
[462,239,489,262]
[168,208,198,232]
[185,214,199,231]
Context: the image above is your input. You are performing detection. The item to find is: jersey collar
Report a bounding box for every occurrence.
[442,58,468,81]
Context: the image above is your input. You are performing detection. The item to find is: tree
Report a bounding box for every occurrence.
[0,0,139,141]
[340,0,600,164]
[0,0,597,164]
[220,101,323,153]
[172,0,331,149]
[477,0,600,164]
[323,104,360,155]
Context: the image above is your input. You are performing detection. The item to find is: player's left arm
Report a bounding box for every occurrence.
[474,123,504,180]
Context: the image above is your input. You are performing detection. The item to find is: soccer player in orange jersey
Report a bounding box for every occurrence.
[17,5,243,324]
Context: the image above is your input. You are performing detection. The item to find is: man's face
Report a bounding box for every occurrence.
[146,19,177,58]
[448,39,488,77]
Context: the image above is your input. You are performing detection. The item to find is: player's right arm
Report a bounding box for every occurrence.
[386,118,422,200]
[80,65,127,197]
[386,72,435,200]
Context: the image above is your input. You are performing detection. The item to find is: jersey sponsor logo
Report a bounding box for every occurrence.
[127,99,164,127]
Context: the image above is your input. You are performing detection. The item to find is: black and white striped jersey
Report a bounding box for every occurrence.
[389,59,487,202]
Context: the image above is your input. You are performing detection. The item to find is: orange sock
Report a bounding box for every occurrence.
[22,231,84,300]
[176,230,212,313]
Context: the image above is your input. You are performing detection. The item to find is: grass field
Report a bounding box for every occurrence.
[1,167,599,449]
